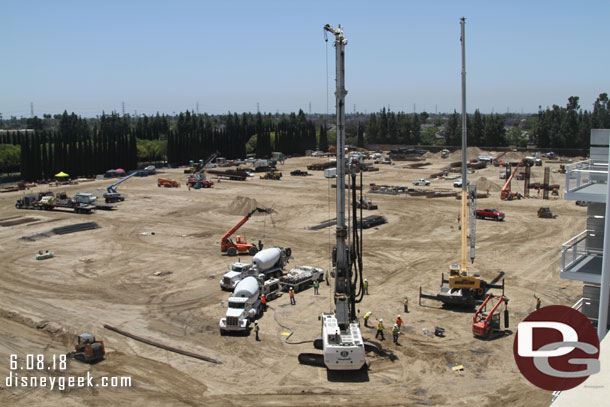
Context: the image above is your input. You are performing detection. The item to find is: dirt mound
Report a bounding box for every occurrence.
[475,176,503,192]
[447,147,485,162]
[227,196,260,216]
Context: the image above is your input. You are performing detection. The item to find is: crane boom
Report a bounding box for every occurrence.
[500,159,525,200]
[106,171,138,194]
[221,207,270,242]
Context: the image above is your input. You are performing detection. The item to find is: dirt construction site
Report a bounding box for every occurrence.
[0,149,586,406]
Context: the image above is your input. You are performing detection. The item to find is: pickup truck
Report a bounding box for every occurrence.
[474,208,505,221]
[413,178,430,186]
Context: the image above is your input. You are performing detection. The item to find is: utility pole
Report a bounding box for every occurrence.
[309,101,312,115]
[257,102,260,113]
[30,102,34,118]
[122,101,125,116]
[196,102,199,114]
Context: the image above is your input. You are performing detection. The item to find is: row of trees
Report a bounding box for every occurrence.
[5,93,610,179]
[18,112,137,181]
[533,94,610,148]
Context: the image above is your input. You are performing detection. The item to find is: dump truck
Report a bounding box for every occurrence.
[279,266,324,292]
[219,276,262,335]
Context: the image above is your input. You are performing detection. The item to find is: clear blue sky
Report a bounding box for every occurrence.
[2,0,609,118]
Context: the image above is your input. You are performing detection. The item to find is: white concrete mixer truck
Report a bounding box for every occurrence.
[219,247,291,291]
[219,276,262,335]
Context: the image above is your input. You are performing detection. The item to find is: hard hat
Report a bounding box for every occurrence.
[397,314,401,318]
[255,320,258,324]
[394,323,398,327]
[364,278,368,281]
[379,318,383,322]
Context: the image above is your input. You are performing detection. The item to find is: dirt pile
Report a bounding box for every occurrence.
[227,196,265,216]
[475,176,503,192]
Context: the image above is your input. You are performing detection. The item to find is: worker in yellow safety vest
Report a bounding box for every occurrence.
[363,311,372,327]
[536,297,541,310]
[403,296,409,313]
[375,319,384,340]
[363,279,369,295]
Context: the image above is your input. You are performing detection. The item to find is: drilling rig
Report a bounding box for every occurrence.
[298,24,366,370]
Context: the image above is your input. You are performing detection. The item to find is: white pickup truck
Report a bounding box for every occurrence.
[413,178,430,186]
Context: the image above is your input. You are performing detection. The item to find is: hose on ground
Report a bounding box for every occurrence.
[268,305,314,345]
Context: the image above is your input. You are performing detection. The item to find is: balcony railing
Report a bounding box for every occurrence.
[565,159,608,194]
[561,230,603,282]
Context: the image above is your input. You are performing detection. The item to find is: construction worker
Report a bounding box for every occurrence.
[363,311,372,327]
[375,319,384,340]
[261,294,267,312]
[403,296,409,313]
[313,279,319,295]
[363,279,369,295]
[536,297,541,310]
[254,320,260,341]
[392,323,400,344]
[396,314,403,329]
[289,287,295,305]
[325,269,330,286]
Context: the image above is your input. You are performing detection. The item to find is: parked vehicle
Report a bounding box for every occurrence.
[475,208,505,221]
[219,277,262,335]
[413,178,431,186]
[279,266,324,292]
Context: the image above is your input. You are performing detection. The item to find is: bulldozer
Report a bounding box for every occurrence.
[68,333,105,363]
[537,206,556,218]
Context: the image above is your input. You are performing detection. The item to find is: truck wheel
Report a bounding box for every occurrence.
[494,216,499,221]
[285,248,292,257]
[227,247,237,256]
[220,328,226,336]
[248,246,258,256]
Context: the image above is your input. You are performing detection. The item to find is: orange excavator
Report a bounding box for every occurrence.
[500,158,526,200]
[221,207,272,256]
[472,294,509,339]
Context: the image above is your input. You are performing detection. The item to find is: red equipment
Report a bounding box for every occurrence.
[221,207,271,256]
[472,294,509,339]
[500,159,526,200]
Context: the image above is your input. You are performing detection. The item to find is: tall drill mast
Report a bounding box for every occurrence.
[324,23,354,327]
